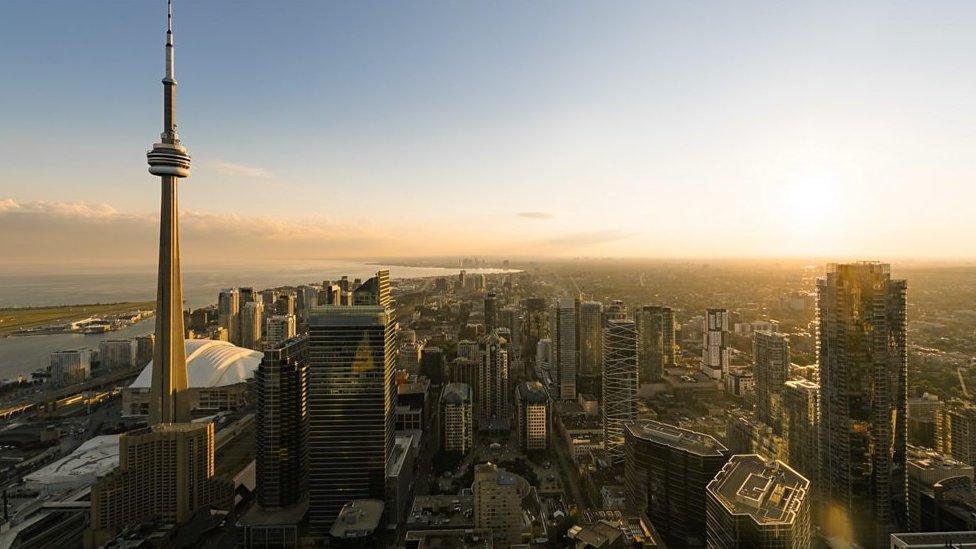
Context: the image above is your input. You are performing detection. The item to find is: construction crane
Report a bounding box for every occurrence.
[569,277,584,300]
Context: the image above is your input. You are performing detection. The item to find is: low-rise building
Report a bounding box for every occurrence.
[568,509,660,548]
[555,404,605,463]
[473,463,532,546]
[405,528,494,549]
[330,499,384,545]
[724,368,754,398]
[24,434,119,495]
[406,495,475,532]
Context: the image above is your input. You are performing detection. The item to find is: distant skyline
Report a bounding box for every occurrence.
[3,1,976,264]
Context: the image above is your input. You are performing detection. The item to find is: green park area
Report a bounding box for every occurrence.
[0,302,155,336]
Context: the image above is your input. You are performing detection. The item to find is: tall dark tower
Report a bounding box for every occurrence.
[818,262,907,548]
[147,0,192,425]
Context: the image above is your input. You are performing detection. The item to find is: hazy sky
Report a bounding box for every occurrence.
[2,1,975,265]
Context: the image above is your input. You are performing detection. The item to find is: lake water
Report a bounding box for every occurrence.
[0,260,514,379]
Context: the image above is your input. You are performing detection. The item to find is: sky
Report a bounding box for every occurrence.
[2,1,975,266]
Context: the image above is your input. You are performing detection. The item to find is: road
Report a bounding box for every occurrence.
[216,422,255,479]
[552,439,591,510]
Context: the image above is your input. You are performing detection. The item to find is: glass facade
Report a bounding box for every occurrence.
[817,262,907,548]
[307,305,395,530]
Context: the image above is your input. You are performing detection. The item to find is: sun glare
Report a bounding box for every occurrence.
[781,171,840,231]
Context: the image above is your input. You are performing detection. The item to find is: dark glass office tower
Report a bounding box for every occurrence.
[635,306,674,383]
[484,292,498,332]
[521,297,549,369]
[554,297,579,400]
[817,262,907,548]
[420,346,445,385]
[624,420,730,548]
[256,335,308,508]
[307,273,395,530]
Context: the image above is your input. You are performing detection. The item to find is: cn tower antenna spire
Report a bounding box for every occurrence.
[166,0,174,78]
[147,0,191,425]
[159,0,180,145]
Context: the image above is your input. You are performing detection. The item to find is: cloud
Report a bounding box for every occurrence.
[0,198,392,265]
[517,211,554,220]
[0,199,641,266]
[211,161,273,178]
[0,198,125,220]
[542,230,635,248]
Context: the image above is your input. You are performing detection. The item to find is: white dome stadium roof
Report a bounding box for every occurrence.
[129,339,262,389]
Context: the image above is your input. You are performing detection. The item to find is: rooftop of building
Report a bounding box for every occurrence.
[238,498,307,527]
[625,420,728,457]
[474,462,527,490]
[784,378,819,390]
[825,261,890,274]
[571,510,660,548]
[408,495,475,530]
[753,329,788,338]
[890,531,976,548]
[600,485,627,499]
[555,400,586,416]
[517,381,549,404]
[404,528,494,548]
[908,393,942,405]
[398,376,432,395]
[567,521,626,548]
[556,411,604,431]
[950,404,976,419]
[51,348,92,356]
[329,499,385,539]
[441,382,472,404]
[907,444,974,473]
[706,454,809,526]
[23,434,119,491]
[129,339,261,389]
[388,434,415,478]
[308,305,388,326]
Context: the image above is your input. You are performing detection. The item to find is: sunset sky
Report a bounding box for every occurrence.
[2,1,975,265]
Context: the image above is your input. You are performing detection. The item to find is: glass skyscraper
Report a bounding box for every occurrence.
[307,271,395,530]
[754,330,790,432]
[256,335,308,509]
[603,318,638,464]
[635,305,674,383]
[554,297,579,400]
[817,262,907,548]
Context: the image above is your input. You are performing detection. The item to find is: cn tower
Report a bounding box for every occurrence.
[147,0,191,425]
